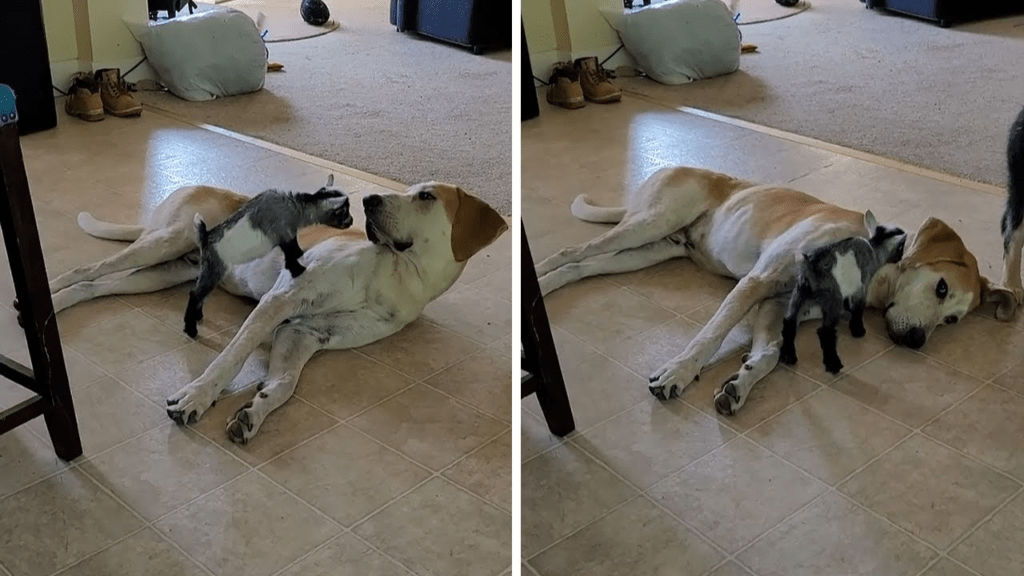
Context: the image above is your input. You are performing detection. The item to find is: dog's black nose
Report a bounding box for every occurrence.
[899,327,927,349]
[363,195,382,210]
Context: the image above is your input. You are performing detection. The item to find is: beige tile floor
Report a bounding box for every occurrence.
[522,93,1024,576]
[0,108,511,576]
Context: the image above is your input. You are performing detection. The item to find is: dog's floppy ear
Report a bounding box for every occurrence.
[900,217,972,270]
[450,187,507,262]
[981,276,1018,322]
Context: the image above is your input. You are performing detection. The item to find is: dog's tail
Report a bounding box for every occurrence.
[76,212,144,242]
[570,194,626,224]
[1001,107,1024,252]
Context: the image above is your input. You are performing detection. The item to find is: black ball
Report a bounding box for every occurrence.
[776,0,800,6]
[300,0,330,26]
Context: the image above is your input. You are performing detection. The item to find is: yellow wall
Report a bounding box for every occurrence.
[524,0,631,79]
[41,0,78,62]
[41,0,147,87]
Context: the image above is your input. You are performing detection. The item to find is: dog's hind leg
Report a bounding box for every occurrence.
[48,226,196,294]
[538,237,690,295]
[51,258,198,313]
[534,212,690,279]
[226,324,320,444]
[713,296,786,416]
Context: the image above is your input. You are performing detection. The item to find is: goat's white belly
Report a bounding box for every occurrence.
[831,251,863,298]
[217,220,277,265]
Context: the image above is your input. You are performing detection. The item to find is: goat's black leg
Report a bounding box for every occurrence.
[280,237,307,278]
[780,284,809,365]
[848,297,867,338]
[818,304,844,374]
[183,261,223,339]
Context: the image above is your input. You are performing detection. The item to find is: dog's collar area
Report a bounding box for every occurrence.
[366,220,413,252]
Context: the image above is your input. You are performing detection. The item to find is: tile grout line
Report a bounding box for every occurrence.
[347,425,514,533]
[524,494,644,564]
[730,381,1022,574]
[568,435,742,566]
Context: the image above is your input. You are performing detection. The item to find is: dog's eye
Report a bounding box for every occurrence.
[944,315,958,325]
[417,191,435,201]
[936,279,948,299]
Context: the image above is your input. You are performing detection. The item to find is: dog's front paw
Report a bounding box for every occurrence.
[850,324,866,338]
[648,356,701,400]
[166,384,215,425]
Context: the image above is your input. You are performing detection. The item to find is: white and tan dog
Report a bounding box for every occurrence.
[39,182,507,443]
[537,166,1016,415]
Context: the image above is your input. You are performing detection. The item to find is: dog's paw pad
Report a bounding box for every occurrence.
[226,402,255,444]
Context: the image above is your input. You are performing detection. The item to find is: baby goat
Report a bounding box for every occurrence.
[779,210,906,374]
[182,175,353,338]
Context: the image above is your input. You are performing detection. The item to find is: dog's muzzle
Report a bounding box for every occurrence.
[887,326,927,349]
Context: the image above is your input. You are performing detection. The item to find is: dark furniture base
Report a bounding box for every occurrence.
[521,223,575,437]
[0,0,57,135]
[390,0,512,54]
[863,0,1024,27]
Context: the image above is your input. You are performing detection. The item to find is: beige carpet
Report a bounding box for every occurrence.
[144,0,512,214]
[620,0,1024,188]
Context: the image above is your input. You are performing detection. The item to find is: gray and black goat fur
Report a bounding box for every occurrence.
[779,210,906,374]
[182,175,353,338]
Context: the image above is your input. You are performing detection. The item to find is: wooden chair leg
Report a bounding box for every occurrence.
[521,223,575,437]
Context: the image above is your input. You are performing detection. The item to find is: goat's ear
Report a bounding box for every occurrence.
[863,210,877,234]
[981,276,1018,322]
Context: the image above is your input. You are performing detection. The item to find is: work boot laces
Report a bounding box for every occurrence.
[102,73,130,98]
[583,61,614,84]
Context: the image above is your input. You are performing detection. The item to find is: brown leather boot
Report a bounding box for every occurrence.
[574,56,621,104]
[95,68,142,117]
[64,73,104,122]
[546,62,585,109]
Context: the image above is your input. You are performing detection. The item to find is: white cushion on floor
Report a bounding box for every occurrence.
[603,0,741,85]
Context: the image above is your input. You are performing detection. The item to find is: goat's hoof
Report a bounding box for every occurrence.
[779,350,798,365]
[824,359,844,374]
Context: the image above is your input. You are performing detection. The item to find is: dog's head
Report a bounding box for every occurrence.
[870,217,1016,348]
[362,182,507,262]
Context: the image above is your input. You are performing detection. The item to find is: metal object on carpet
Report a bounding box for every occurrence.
[0,84,83,461]
[300,0,331,26]
[149,0,198,20]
